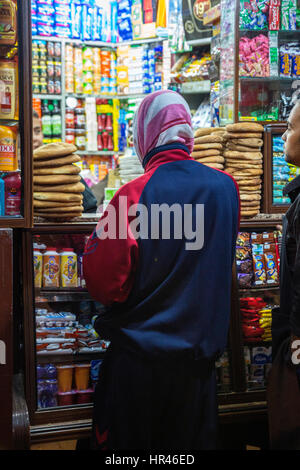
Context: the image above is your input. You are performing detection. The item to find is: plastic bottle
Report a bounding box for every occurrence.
[4,171,21,216]
[33,245,43,288]
[60,248,78,288]
[43,247,60,288]
[41,100,52,137]
[51,100,62,138]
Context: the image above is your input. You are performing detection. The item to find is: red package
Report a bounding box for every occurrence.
[269,0,280,30]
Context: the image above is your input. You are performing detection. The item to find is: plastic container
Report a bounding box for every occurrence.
[33,247,43,288]
[43,247,60,288]
[76,388,94,404]
[57,390,77,406]
[74,363,91,391]
[74,129,86,151]
[4,171,21,216]
[60,248,77,288]
[56,365,74,393]
[65,129,75,146]
[0,126,18,172]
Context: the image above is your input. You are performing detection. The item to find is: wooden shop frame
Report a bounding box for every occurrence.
[0,0,33,229]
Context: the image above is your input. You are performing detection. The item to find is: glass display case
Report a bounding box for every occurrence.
[263,123,296,213]
[219,0,300,125]
[0,1,32,227]
[22,222,248,432]
[22,223,111,424]
[234,221,281,397]
[219,0,237,126]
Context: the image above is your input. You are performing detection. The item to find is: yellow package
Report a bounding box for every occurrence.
[0,124,17,171]
[0,0,17,46]
[0,58,16,119]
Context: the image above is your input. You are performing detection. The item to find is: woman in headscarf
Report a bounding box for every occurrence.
[84,90,240,450]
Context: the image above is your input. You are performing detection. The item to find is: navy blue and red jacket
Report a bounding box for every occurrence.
[83,144,240,362]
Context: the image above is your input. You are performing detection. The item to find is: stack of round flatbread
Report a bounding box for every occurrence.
[33,143,85,220]
[192,127,226,170]
[223,122,264,219]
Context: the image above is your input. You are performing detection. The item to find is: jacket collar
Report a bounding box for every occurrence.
[143,143,191,172]
[283,174,300,202]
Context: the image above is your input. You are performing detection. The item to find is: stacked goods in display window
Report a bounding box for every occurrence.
[32,39,62,96]
[117,43,164,95]
[65,44,117,96]
[33,98,62,144]
[0,1,32,224]
[31,0,168,43]
[235,228,281,391]
[64,97,119,154]
[220,0,300,124]
[29,231,110,412]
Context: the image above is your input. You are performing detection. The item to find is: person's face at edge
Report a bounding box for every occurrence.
[33,116,43,150]
[282,102,300,167]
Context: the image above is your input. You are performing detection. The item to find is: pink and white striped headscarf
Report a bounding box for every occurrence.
[133,90,194,164]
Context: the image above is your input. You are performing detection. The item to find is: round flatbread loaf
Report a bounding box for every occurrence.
[34,192,83,203]
[240,200,261,207]
[226,144,262,153]
[33,174,81,185]
[34,143,77,160]
[230,169,263,176]
[194,135,224,144]
[233,177,262,185]
[34,154,81,168]
[195,156,225,163]
[224,132,262,139]
[226,123,264,133]
[35,205,83,213]
[34,200,82,208]
[231,138,263,147]
[192,149,221,158]
[211,128,226,133]
[225,157,262,166]
[34,164,81,176]
[194,128,215,138]
[201,163,224,169]
[193,143,223,151]
[241,210,260,218]
[238,185,261,192]
[240,193,261,201]
[225,163,262,170]
[224,150,262,159]
[33,182,85,193]
[34,212,82,219]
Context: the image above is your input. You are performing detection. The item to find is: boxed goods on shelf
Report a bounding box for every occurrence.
[236,231,281,289]
[117,43,163,95]
[65,44,117,96]
[240,297,273,343]
[244,345,272,390]
[32,39,62,95]
[171,52,211,84]
[36,359,104,408]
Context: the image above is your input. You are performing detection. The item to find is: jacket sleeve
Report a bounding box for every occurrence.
[290,205,300,337]
[83,189,139,306]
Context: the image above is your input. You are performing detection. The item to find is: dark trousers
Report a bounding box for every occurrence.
[92,347,218,450]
